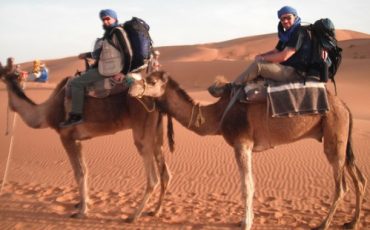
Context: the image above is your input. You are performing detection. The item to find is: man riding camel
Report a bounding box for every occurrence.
[60,9,133,128]
[210,6,316,96]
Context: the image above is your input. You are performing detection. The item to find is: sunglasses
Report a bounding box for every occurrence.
[280,15,294,22]
[102,17,111,21]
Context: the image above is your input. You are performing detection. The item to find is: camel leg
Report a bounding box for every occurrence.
[60,136,89,218]
[147,117,171,216]
[150,144,171,216]
[127,138,159,222]
[314,143,347,230]
[233,142,254,230]
[343,163,367,229]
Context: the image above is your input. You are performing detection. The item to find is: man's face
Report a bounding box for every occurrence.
[102,16,116,27]
[280,13,296,30]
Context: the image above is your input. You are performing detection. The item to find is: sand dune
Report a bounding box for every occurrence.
[1,30,369,229]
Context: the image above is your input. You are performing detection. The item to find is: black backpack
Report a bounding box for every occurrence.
[305,18,342,91]
[122,17,153,70]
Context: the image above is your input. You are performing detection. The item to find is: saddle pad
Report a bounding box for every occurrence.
[267,81,329,117]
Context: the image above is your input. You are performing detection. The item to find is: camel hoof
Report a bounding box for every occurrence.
[74,202,81,209]
[343,221,357,229]
[143,211,156,217]
[124,216,137,223]
[70,212,84,218]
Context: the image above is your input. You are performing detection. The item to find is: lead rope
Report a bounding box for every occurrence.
[266,87,272,148]
[5,100,10,136]
[135,97,156,113]
[1,81,26,193]
[187,104,197,128]
[187,103,205,128]
[1,113,17,193]
[195,104,205,127]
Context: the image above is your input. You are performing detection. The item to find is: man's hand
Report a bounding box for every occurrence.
[113,73,125,82]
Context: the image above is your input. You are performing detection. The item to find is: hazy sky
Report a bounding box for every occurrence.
[1,0,369,63]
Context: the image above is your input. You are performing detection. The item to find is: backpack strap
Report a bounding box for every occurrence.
[331,77,338,95]
[109,26,134,72]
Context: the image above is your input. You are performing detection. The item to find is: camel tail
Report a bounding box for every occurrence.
[345,105,355,166]
[167,115,175,153]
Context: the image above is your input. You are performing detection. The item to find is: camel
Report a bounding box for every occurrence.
[0,58,174,222]
[128,71,367,230]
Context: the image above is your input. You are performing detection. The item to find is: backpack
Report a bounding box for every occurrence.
[305,18,342,91]
[122,17,153,70]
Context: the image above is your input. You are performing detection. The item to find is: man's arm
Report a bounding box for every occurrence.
[260,47,296,63]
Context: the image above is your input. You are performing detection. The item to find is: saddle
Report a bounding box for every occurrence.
[240,79,329,117]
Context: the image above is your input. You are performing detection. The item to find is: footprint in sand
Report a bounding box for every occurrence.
[50,203,67,213]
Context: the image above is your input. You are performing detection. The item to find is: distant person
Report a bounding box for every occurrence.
[35,63,49,82]
[28,59,42,81]
[210,6,316,95]
[59,9,133,128]
[15,64,28,83]
[150,50,162,72]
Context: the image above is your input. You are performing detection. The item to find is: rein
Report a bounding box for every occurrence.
[132,79,155,113]
[1,81,27,193]
[188,103,205,128]
[135,97,156,113]
[135,79,147,98]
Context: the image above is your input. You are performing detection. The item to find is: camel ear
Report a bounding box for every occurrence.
[160,72,169,84]
[0,58,16,77]
[7,58,15,71]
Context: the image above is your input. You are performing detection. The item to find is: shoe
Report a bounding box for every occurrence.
[208,83,232,98]
[59,113,84,128]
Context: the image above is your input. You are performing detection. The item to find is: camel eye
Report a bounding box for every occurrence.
[147,79,157,85]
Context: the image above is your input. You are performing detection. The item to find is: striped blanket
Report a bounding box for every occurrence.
[267,81,329,117]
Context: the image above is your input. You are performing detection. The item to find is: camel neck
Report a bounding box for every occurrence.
[5,78,48,128]
[159,85,224,136]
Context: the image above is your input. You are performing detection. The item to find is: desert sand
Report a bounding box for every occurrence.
[0,30,369,229]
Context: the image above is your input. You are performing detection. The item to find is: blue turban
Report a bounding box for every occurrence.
[277,6,298,19]
[99,9,118,20]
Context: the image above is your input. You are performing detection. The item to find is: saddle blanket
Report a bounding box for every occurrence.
[267,81,329,117]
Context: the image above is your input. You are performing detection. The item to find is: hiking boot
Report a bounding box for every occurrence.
[208,83,232,98]
[59,113,84,128]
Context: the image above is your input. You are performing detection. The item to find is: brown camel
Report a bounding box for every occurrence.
[0,58,174,222]
[128,71,367,230]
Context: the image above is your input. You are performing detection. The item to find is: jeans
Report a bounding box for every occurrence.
[70,68,106,114]
[234,60,302,84]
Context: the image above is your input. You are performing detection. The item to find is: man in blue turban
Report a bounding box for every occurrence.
[210,6,314,97]
[60,9,133,128]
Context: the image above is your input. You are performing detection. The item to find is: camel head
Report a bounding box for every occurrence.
[129,71,169,98]
[0,57,17,82]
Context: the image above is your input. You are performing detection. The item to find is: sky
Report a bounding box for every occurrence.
[1,0,370,63]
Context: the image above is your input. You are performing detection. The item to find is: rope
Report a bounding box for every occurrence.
[195,104,205,127]
[5,102,10,136]
[187,103,205,128]
[187,104,196,128]
[0,113,17,193]
[266,87,272,148]
[135,97,156,113]
[1,82,26,193]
